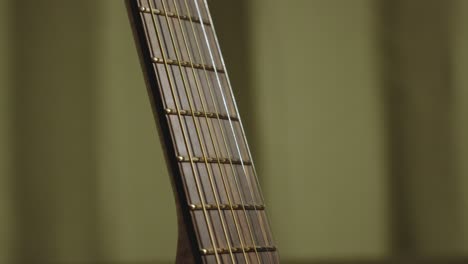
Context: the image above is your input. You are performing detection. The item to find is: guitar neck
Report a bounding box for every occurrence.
[126,0,279,263]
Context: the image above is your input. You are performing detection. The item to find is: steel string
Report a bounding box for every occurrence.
[183,0,265,262]
[167,0,254,262]
[143,0,221,262]
[157,0,236,261]
[193,0,279,262]
[200,1,280,261]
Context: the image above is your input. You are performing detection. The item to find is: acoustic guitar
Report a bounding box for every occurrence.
[126,0,279,263]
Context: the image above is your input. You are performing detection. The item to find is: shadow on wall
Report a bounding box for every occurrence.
[11,1,102,262]
[380,0,466,256]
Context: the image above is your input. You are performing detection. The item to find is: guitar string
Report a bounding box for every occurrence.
[181,3,261,262]
[138,0,211,256]
[200,1,279,260]
[137,4,209,253]
[143,0,221,262]
[156,0,236,261]
[183,0,265,262]
[167,0,252,262]
[178,0,261,262]
[141,0,274,260]
[193,0,275,261]
[167,0,249,263]
[199,0,277,244]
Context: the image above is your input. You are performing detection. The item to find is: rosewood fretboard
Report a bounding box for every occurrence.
[126,0,279,263]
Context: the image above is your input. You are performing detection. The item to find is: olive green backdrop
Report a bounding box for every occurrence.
[1,0,468,263]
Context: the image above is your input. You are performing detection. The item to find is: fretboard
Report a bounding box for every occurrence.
[127,0,279,263]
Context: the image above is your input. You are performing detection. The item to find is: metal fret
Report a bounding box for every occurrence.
[164,108,239,121]
[151,57,224,73]
[139,6,210,25]
[189,204,265,211]
[201,246,277,255]
[127,0,279,261]
[176,156,252,165]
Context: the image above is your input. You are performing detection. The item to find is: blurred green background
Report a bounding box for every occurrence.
[1,0,468,263]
